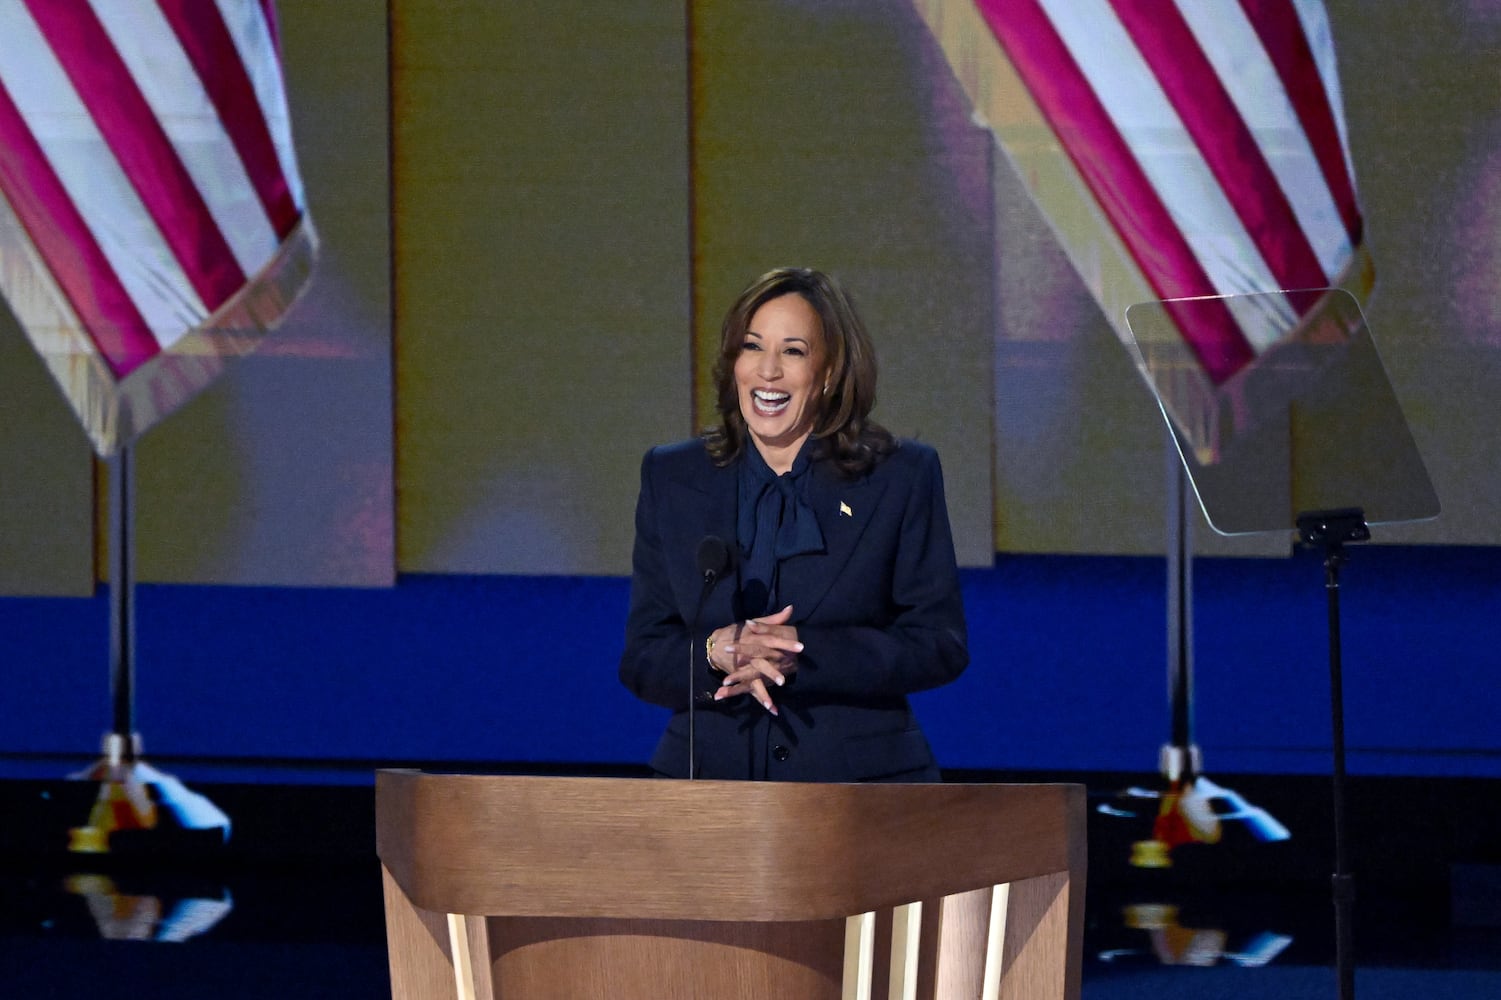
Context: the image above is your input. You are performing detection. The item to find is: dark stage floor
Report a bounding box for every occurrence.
[1,766,1498,998]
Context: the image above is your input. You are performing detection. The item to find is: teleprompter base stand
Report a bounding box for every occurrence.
[1297,506,1370,1000]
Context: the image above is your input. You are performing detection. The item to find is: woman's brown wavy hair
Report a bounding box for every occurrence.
[703,267,894,477]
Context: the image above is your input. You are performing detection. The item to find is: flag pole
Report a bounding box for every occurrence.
[66,443,231,856]
[1162,437,1199,787]
[107,445,137,760]
[1099,431,1290,876]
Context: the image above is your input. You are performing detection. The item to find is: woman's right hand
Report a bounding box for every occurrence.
[708,605,802,714]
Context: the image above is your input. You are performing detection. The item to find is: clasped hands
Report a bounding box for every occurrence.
[706,605,801,716]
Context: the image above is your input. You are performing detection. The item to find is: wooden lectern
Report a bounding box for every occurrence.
[377,771,1085,999]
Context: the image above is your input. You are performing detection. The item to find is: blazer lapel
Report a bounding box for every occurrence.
[776,460,887,620]
[664,455,739,625]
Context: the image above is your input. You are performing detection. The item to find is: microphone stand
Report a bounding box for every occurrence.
[688,537,732,781]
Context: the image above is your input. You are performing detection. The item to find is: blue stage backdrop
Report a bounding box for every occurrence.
[2,545,1495,782]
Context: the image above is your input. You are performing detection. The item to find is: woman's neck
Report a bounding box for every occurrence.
[749,432,810,475]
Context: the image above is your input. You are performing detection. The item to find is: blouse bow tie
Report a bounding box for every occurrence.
[737,443,826,615]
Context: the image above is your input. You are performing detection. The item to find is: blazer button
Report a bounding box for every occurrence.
[773,744,790,761]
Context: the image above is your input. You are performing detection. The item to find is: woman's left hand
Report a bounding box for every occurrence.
[714,605,801,715]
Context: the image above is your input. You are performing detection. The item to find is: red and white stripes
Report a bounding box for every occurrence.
[918,0,1370,389]
[0,0,315,454]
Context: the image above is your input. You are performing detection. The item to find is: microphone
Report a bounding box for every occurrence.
[688,536,735,780]
[696,535,734,586]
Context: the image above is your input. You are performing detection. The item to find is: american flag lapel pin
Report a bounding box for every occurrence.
[839,501,853,517]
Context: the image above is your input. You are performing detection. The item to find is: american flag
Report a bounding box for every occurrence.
[0,0,316,457]
[913,0,1371,459]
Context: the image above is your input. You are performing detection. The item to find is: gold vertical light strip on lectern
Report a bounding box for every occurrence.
[889,901,923,1000]
[982,883,1010,1000]
[445,914,477,1000]
[843,910,876,1000]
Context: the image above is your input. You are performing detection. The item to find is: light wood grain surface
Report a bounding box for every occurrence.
[377,773,1086,999]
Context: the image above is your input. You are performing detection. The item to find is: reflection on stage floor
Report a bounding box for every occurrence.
[1,768,1497,999]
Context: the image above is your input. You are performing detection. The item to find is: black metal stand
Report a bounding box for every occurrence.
[688,536,734,781]
[1297,506,1370,1000]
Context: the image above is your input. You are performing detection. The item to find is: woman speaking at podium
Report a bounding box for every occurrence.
[619,267,968,782]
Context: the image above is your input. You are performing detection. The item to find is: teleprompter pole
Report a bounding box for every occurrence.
[1298,506,1369,1000]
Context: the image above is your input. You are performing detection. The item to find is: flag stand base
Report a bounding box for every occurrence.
[1096,744,1290,869]
[66,732,232,854]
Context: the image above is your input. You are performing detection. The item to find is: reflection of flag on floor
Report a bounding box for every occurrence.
[0,0,317,456]
[914,0,1372,449]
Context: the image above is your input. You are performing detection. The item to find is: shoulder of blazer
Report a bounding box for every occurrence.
[644,438,720,483]
[881,438,938,476]
[827,437,938,491]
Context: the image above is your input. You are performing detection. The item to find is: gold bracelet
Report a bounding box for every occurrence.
[705,634,718,671]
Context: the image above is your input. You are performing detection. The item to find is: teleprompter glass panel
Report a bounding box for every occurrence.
[1123,288,1438,536]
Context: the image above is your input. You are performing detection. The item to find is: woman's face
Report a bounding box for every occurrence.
[734,292,826,460]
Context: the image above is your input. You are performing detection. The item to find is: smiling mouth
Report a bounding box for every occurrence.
[751,388,791,415]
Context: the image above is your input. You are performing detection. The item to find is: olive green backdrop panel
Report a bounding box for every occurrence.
[131,0,395,586]
[690,0,996,567]
[0,302,95,596]
[393,1,691,576]
[1320,1,1501,546]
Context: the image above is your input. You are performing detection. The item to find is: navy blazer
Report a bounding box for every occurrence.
[618,437,968,781]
